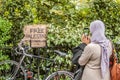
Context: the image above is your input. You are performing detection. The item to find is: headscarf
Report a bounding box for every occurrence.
[90,20,110,78]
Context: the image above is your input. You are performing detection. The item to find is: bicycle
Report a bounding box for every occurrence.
[3,41,120,80]
[0,41,69,80]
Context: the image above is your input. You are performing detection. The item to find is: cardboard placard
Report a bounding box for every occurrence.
[23,24,47,48]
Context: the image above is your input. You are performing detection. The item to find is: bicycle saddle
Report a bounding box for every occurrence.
[54,50,67,56]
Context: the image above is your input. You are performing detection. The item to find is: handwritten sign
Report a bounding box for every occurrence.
[23,24,47,48]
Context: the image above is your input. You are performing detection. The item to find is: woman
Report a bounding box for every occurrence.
[78,20,112,80]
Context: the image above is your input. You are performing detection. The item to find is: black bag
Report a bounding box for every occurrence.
[73,66,84,80]
[72,43,87,65]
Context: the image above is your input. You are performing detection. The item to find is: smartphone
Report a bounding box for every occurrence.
[83,28,89,36]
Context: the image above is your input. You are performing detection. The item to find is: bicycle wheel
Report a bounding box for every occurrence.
[45,71,74,80]
[0,60,27,80]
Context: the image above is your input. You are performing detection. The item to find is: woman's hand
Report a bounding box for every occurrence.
[81,34,90,44]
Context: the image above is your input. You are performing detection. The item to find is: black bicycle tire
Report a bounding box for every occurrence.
[0,60,27,80]
[45,71,74,80]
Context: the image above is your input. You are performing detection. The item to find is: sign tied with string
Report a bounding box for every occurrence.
[23,24,47,48]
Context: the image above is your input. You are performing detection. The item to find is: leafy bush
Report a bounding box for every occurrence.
[0,17,12,61]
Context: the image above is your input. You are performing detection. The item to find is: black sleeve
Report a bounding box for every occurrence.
[72,43,87,54]
[78,43,87,50]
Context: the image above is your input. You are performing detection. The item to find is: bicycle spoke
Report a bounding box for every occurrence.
[45,71,74,80]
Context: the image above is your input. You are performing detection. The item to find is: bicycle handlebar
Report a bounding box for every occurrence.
[18,39,31,50]
[16,40,33,57]
[15,47,22,55]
